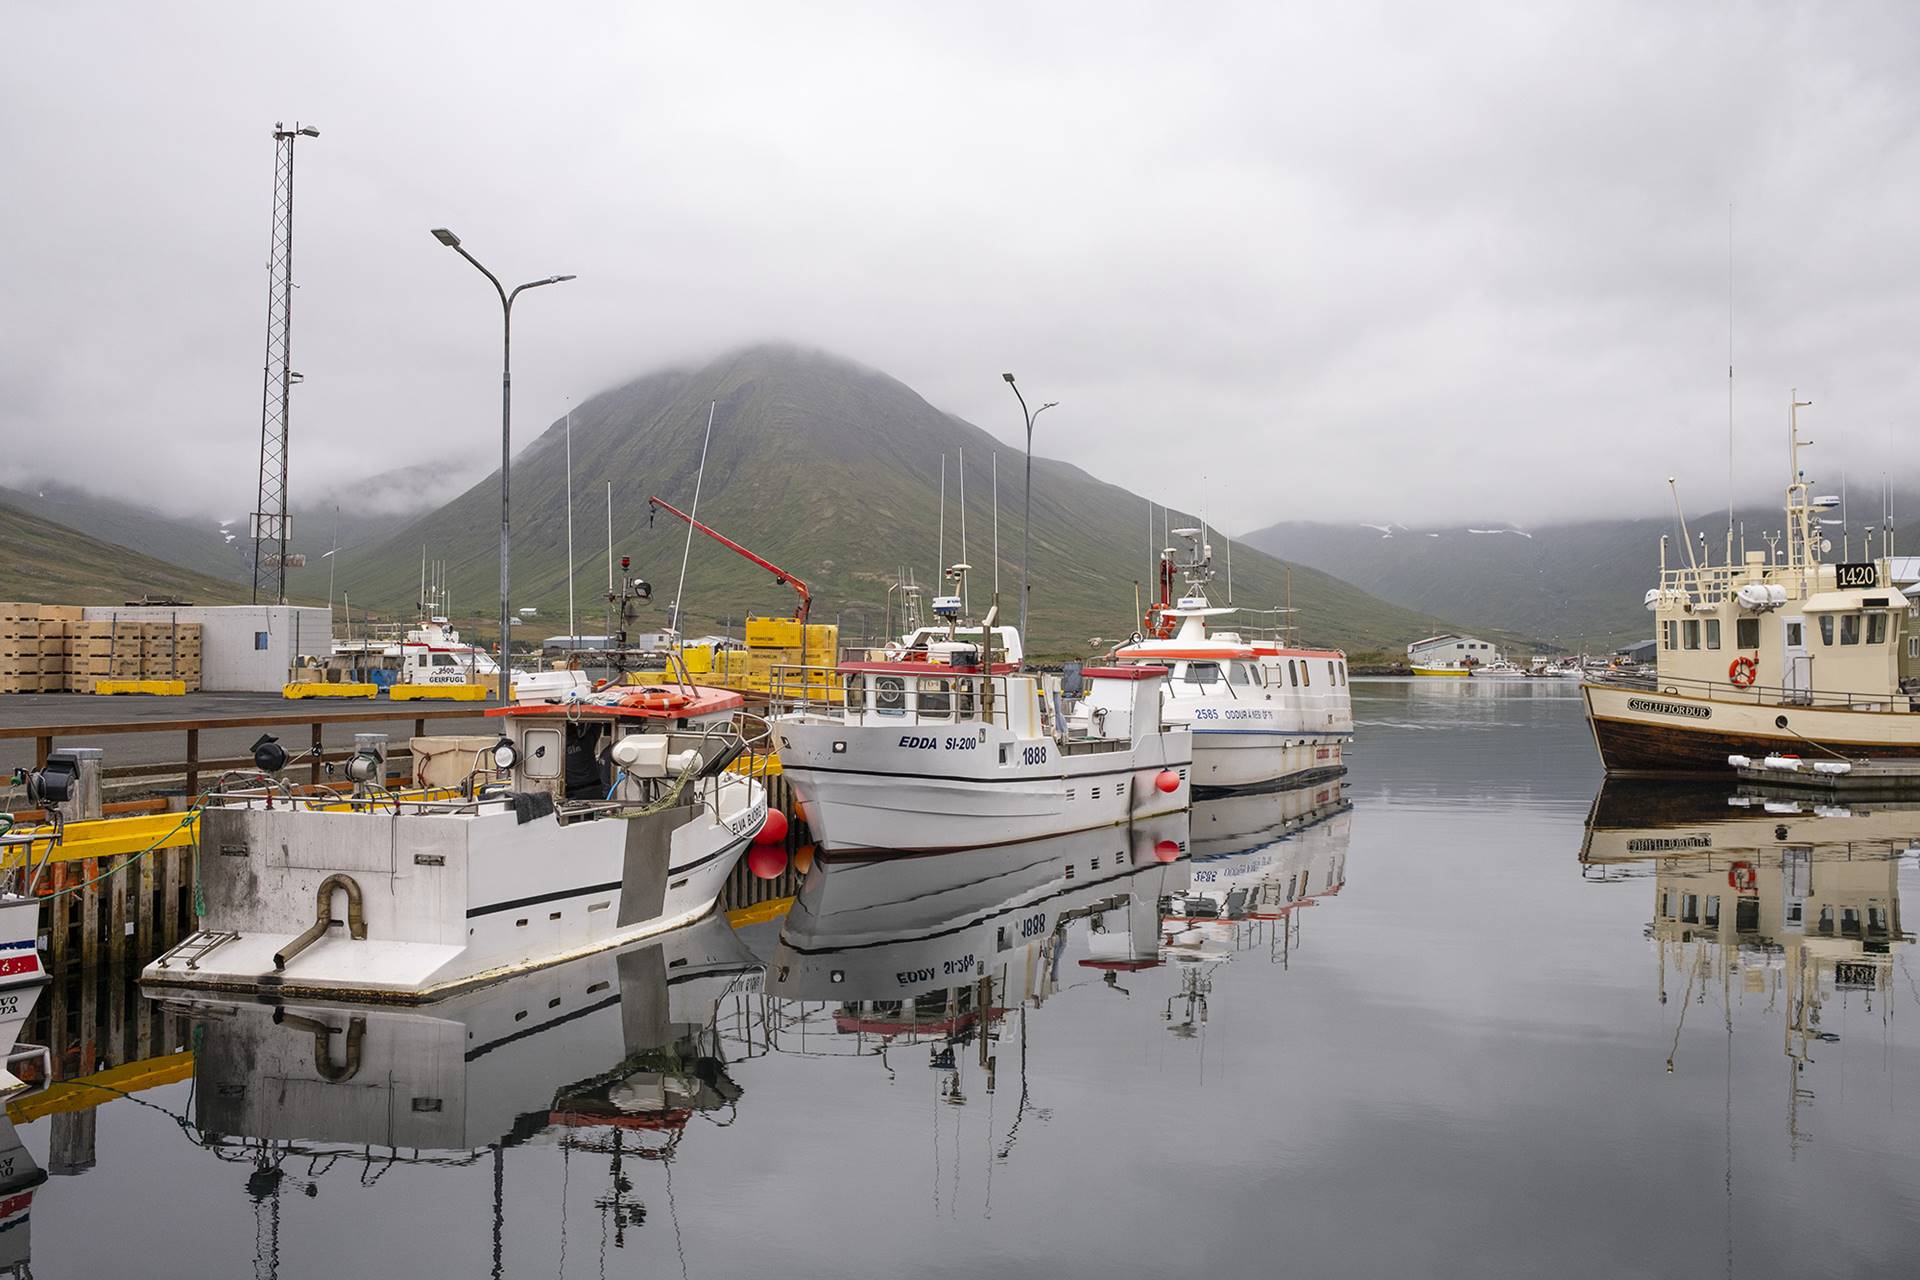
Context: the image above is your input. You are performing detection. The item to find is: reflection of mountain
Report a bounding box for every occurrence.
[171,917,760,1270]
[1582,781,1919,1146]
[1165,782,1353,965]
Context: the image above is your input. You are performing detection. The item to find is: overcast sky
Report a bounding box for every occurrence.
[6,2,1920,533]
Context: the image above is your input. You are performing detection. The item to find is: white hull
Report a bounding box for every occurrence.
[778,720,1192,852]
[142,781,764,1002]
[1184,728,1346,791]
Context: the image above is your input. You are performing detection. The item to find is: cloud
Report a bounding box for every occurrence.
[4,1,1918,533]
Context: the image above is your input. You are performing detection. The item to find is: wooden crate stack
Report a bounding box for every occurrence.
[64,618,123,693]
[1,604,78,693]
[139,621,203,689]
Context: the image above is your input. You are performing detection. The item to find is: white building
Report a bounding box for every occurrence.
[1406,633,1500,669]
[83,604,331,692]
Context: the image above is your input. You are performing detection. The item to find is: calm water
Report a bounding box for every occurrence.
[19,679,1920,1278]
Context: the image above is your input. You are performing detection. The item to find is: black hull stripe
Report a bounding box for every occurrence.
[466,835,751,919]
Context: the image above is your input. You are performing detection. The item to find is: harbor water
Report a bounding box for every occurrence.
[22,678,1920,1277]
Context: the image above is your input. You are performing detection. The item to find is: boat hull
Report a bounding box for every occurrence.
[1188,730,1346,793]
[1583,682,1920,777]
[1410,665,1469,677]
[778,722,1193,853]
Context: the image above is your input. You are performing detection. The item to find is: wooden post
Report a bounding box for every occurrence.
[185,728,200,798]
[109,857,128,967]
[80,859,101,970]
[414,716,427,740]
[136,845,157,959]
[162,848,183,946]
[35,734,51,770]
[48,866,70,970]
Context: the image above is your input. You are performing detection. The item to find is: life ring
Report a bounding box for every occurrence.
[620,686,693,713]
[1728,861,1756,892]
[1728,656,1758,688]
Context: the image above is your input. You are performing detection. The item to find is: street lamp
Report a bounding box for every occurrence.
[430,227,575,703]
[1002,373,1057,650]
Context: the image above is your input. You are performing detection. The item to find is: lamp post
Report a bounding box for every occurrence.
[1001,373,1057,649]
[430,228,574,703]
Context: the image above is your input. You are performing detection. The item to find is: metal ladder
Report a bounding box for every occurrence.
[151,929,242,971]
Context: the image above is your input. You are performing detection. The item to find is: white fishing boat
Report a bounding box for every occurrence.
[772,608,1192,851]
[1113,529,1352,792]
[1171,781,1352,925]
[1584,395,1920,775]
[141,683,772,1001]
[1473,658,1530,679]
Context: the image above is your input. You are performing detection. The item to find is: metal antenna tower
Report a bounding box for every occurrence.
[250,121,319,604]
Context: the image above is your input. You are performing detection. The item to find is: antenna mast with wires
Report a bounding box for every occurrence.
[250,121,319,605]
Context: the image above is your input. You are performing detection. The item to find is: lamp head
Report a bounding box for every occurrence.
[298,125,319,138]
[431,228,462,248]
[1002,372,1015,384]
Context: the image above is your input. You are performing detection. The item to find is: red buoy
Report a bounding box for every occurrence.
[1154,770,1180,794]
[1154,839,1181,863]
[753,808,789,846]
[747,845,787,880]
[793,843,817,875]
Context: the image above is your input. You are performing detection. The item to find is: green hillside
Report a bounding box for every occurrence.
[332,345,1489,658]
[0,500,254,607]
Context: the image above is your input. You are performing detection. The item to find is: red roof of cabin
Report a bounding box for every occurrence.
[1079,665,1169,681]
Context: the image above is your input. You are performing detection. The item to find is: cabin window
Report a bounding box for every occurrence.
[844,674,866,710]
[1909,637,1919,659]
[1704,895,1721,927]
[1841,613,1862,646]
[1327,660,1337,683]
[1818,615,1835,646]
[1736,618,1760,648]
[417,654,430,668]
[1226,662,1249,685]
[432,653,459,667]
[1248,665,1264,686]
[1288,661,1299,687]
[874,675,906,716]
[1184,662,1221,686]
[1682,620,1701,650]
[1705,619,1720,650]
[1338,662,1347,685]
[917,678,952,718]
[1302,662,1311,687]
[955,678,977,718]
[1787,621,1804,647]
[1867,613,1888,645]
[1662,621,1675,650]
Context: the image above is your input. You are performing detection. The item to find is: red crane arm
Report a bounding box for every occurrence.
[646,496,812,624]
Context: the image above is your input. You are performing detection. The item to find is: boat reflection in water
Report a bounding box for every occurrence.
[1164,781,1352,958]
[1582,781,1917,1146]
[159,915,761,1268]
[0,985,48,1280]
[760,814,1192,1043]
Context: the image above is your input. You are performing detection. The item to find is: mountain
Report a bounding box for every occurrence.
[0,464,479,594]
[330,344,1494,658]
[0,499,254,606]
[1246,499,1919,652]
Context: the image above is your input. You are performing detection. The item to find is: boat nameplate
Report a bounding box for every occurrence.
[219,843,249,858]
[1625,697,1712,720]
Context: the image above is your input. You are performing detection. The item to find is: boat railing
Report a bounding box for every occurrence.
[1594,669,1920,713]
[767,662,1023,730]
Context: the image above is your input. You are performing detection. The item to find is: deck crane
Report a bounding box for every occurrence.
[645,496,812,624]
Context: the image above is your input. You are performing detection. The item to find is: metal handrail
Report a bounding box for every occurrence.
[768,662,1023,730]
[1593,668,1918,712]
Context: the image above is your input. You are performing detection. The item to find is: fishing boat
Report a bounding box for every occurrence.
[1584,396,1920,775]
[1166,782,1351,935]
[141,683,771,1001]
[1113,529,1352,792]
[772,571,1192,852]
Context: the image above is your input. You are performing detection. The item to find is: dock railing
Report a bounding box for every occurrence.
[768,662,1026,731]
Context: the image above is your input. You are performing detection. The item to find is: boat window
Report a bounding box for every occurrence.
[843,673,866,710]
[1302,662,1311,687]
[1288,661,1298,687]
[874,675,906,716]
[1704,895,1721,928]
[1818,615,1835,645]
[1867,613,1888,644]
[432,653,460,667]
[1682,620,1701,650]
[955,677,977,718]
[1326,660,1337,683]
[1340,661,1348,686]
[1910,637,1919,659]
[1705,619,1720,650]
[1841,613,1862,646]
[1183,662,1221,685]
[1736,618,1760,648]
[1662,621,1675,650]
[1226,662,1249,685]
[1787,621,1804,647]
[417,654,430,668]
[1248,665,1264,686]
[917,677,952,718]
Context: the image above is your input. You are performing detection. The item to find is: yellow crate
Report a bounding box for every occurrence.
[282,682,379,699]
[388,682,490,701]
[93,678,186,696]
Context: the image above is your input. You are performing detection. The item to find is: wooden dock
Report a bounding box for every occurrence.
[1733,756,1920,797]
